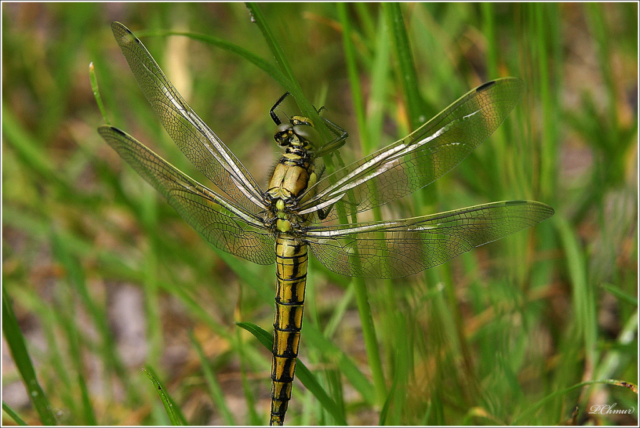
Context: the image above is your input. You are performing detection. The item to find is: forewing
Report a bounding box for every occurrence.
[110,22,266,215]
[299,78,525,221]
[305,201,553,278]
[99,125,275,265]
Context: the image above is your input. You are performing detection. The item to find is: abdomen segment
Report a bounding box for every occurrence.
[270,236,308,426]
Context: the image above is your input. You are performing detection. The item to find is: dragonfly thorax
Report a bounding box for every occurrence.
[264,195,310,234]
[264,162,316,233]
[266,117,320,235]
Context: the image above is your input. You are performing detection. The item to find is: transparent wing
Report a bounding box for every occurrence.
[299,78,525,221]
[99,125,275,265]
[110,21,267,215]
[305,200,553,278]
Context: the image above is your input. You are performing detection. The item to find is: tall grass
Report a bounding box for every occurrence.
[3,3,637,425]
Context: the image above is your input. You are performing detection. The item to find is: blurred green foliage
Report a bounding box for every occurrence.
[2,3,637,426]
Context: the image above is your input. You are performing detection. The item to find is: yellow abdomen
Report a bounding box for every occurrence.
[270,236,308,426]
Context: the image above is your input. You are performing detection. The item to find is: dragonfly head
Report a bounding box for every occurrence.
[274,116,321,151]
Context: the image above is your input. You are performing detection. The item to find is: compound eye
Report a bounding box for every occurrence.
[274,132,289,146]
[291,116,314,127]
[293,124,321,144]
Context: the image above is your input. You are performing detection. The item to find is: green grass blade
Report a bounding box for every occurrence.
[384,3,425,129]
[143,367,187,426]
[2,402,27,426]
[481,3,498,79]
[586,3,620,152]
[244,3,297,88]
[89,62,111,125]
[51,229,98,425]
[2,107,60,184]
[244,3,331,145]
[366,12,391,155]
[144,232,163,370]
[354,3,377,42]
[322,283,354,338]
[595,310,638,380]
[50,227,135,402]
[554,215,597,367]
[336,3,367,146]
[378,375,398,425]
[384,4,437,210]
[602,283,638,307]
[336,4,388,408]
[189,331,236,425]
[236,327,262,425]
[303,322,376,404]
[419,400,433,425]
[351,275,386,406]
[148,28,292,90]
[2,287,57,425]
[77,372,97,426]
[533,4,560,202]
[237,322,348,425]
[212,248,272,302]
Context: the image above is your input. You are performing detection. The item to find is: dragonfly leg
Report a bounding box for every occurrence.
[315,117,348,157]
[305,165,336,221]
[270,92,291,125]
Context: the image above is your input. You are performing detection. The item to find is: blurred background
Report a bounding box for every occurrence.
[2,2,637,426]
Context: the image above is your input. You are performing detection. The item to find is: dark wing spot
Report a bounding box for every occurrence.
[477,81,497,92]
[112,127,126,136]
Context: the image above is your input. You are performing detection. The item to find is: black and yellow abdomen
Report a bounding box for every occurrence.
[270,235,308,426]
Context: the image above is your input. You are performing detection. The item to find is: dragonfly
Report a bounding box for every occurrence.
[98,22,554,426]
